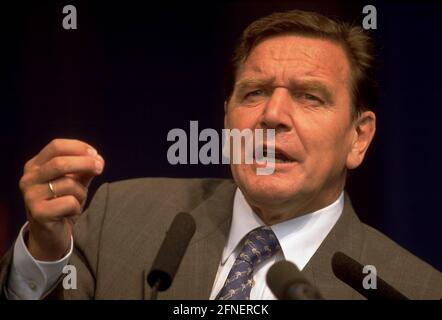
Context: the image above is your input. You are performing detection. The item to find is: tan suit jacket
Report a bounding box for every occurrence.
[1,178,441,299]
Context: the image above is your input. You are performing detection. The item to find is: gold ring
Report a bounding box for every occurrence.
[48,181,57,199]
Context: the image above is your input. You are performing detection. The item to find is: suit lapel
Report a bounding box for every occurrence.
[143,180,237,299]
[142,185,367,300]
[302,192,366,299]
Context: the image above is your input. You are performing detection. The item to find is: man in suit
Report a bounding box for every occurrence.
[1,10,441,299]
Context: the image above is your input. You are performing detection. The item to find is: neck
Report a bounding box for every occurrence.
[248,188,344,226]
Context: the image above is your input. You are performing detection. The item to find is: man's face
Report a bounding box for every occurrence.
[225,35,361,222]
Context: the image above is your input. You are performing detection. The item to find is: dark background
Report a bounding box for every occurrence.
[0,0,441,270]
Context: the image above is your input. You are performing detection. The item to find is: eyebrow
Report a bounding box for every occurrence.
[235,77,335,105]
[235,78,274,91]
[293,80,335,104]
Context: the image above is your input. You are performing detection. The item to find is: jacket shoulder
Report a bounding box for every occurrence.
[74,177,235,298]
[106,177,234,208]
[92,177,236,231]
[108,177,232,192]
[360,223,441,299]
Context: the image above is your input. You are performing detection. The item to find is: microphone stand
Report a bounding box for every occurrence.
[150,280,160,300]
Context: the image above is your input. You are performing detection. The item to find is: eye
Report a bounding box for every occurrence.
[303,93,320,101]
[244,89,264,99]
[296,92,324,106]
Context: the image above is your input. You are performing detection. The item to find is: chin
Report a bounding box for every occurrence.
[237,171,305,207]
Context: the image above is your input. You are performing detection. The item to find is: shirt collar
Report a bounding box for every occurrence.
[221,188,344,270]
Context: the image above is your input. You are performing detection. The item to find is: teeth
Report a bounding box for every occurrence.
[272,158,292,163]
[255,155,293,163]
[275,158,291,163]
[254,149,294,164]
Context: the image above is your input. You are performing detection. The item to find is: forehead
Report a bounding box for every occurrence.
[237,35,350,88]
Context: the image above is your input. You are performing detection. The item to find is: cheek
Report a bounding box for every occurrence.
[225,106,262,130]
[297,114,351,169]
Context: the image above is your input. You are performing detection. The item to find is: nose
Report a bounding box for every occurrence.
[259,88,292,133]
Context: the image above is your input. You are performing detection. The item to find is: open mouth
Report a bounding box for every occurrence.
[255,147,296,164]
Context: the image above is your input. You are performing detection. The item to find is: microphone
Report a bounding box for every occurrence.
[147,212,196,300]
[266,260,323,300]
[331,252,408,300]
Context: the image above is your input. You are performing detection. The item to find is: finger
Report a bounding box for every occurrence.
[67,154,105,188]
[19,155,104,193]
[28,195,82,223]
[23,156,38,173]
[68,173,94,190]
[36,156,104,183]
[34,139,98,166]
[25,176,88,204]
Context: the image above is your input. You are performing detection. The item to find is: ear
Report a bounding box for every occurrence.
[346,110,376,170]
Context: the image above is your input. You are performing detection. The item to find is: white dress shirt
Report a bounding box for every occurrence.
[7,188,343,300]
[6,223,72,300]
[209,188,344,300]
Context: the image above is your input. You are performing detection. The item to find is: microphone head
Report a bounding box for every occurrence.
[331,251,364,291]
[267,260,322,300]
[147,212,196,291]
[331,251,408,300]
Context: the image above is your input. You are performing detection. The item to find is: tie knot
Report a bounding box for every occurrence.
[238,226,281,267]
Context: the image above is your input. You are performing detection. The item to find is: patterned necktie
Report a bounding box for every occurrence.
[216,226,281,300]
